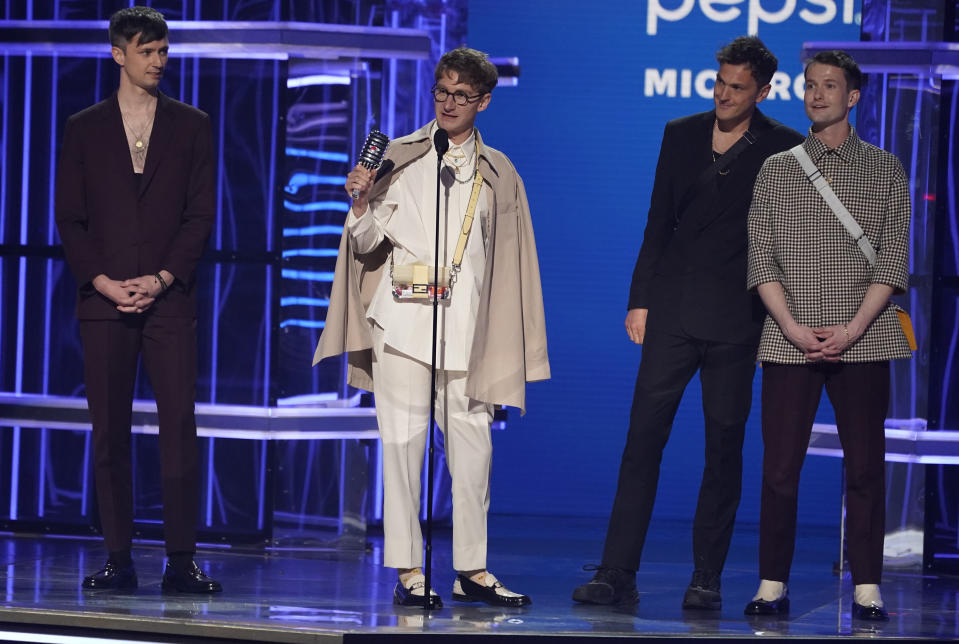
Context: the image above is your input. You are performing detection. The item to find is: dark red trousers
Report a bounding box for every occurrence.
[79,314,199,555]
[759,361,889,585]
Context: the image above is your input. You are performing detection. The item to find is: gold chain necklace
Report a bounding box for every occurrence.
[121,101,156,165]
[443,144,476,183]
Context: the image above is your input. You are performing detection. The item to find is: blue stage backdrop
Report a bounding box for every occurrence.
[466,0,862,528]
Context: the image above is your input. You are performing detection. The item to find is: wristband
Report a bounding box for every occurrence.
[154,272,168,291]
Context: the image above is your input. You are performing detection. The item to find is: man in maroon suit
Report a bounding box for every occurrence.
[55,6,220,593]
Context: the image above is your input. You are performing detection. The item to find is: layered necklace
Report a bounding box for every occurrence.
[443,143,477,184]
[121,98,157,172]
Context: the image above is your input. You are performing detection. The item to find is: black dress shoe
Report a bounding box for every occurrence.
[744,594,789,616]
[852,601,888,621]
[81,561,137,591]
[393,575,443,609]
[161,562,222,593]
[572,565,639,605]
[453,572,531,608]
[682,569,721,610]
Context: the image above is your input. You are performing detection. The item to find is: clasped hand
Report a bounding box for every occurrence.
[94,274,164,313]
[785,323,851,363]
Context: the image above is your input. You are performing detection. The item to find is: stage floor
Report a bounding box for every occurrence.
[0,515,955,642]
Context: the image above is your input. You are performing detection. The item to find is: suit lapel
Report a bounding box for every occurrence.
[138,92,173,198]
[676,112,719,222]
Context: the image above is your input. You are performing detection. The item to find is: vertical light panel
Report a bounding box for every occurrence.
[205,54,228,528]
[38,54,60,518]
[386,10,398,138]
[1,56,9,390]
[938,91,959,429]
[9,53,34,521]
[15,54,31,393]
[264,60,279,406]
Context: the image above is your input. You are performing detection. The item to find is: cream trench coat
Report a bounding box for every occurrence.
[312,122,550,413]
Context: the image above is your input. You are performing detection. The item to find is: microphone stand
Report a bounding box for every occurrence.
[424,129,449,610]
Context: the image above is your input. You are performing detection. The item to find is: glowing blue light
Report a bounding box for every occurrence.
[285,147,349,163]
[280,297,331,307]
[281,269,335,282]
[284,172,347,194]
[282,248,338,258]
[283,200,350,213]
[280,319,326,329]
[283,225,343,237]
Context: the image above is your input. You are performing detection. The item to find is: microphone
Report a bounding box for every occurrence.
[433,128,450,157]
[351,129,390,198]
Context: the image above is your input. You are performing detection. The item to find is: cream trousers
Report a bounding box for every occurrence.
[371,325,493,571]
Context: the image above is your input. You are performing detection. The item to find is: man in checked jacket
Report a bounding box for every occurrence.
[744,51,912,621]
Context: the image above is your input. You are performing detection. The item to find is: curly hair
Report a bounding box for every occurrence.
[435,47,498,95]
[716,36,778,87]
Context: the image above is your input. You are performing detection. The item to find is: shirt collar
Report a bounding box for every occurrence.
[407,120,497,176]
[802,125,863,165]
[429,122,476,160]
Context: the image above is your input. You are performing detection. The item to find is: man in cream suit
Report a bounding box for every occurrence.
[314,48,549,608]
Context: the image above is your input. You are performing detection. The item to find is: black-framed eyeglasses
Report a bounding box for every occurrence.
[431,85,485,106]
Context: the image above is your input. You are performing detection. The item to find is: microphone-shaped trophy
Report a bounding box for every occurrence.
[351,129,390,198]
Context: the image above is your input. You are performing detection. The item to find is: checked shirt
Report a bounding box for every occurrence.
[747,128,912,365]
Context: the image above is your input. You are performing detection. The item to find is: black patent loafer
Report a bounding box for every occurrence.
[393,574,442,609]
[852,601,888,621]
[744,594,789,616]
[453,572,531,608]
[682,569,721,610]
[81,561,137,590]
[161,561,222,593]
[572,565,638,605]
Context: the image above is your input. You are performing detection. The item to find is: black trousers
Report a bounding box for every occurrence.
[601,327,757,574]
[79,314,200,555]
[758,361,889,585]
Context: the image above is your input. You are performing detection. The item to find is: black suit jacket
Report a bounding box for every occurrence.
[55,92,215,320]
[628,109,803,345]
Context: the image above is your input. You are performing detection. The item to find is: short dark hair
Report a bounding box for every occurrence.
[716,36,778,87]
[805,50,862,91]
[435,47,498,95]
[109,6,168,48]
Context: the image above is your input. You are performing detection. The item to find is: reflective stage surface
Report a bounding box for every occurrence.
[0,516,956,642]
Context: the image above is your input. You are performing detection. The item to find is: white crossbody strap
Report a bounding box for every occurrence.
[790,144,877,267]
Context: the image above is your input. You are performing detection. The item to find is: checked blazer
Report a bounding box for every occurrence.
[746,128,913,364]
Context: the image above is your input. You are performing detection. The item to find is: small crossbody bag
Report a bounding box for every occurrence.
[790,144,916,351]
[391,170,484,302]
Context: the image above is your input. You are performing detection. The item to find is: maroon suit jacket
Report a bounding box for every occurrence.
[55,92,215,319]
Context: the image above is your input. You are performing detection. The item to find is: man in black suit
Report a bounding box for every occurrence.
[55,6,220,593]
[573,36,803,608]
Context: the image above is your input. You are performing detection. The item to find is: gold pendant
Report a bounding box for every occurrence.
[135,140,144,149]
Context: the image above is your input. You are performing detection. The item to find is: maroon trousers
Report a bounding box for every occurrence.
[79,314,199,555]
[759,361,889,585]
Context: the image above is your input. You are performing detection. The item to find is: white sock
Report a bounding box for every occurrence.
[854,583,883,607]
[752,579,786,602]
